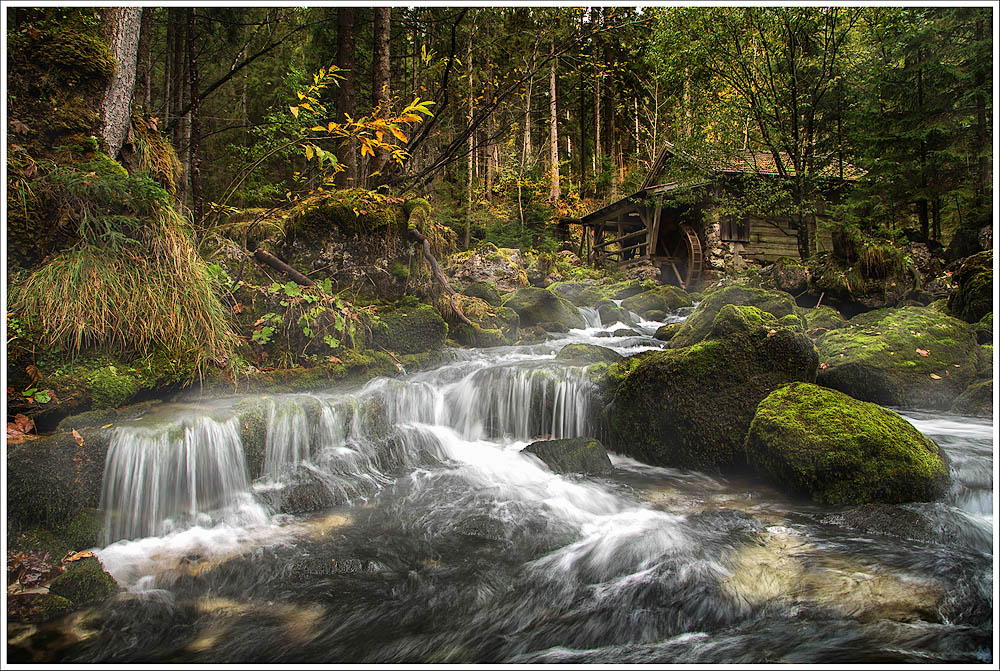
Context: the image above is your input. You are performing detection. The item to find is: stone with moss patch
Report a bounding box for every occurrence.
[502,287,585,332]
[446,243,529,292]
[595,299,632,326]
[555,344,623,364]
[605,314,818,470]
[746,382,950,504]
[816,306,979,409]
[522,437,613,475]
[800,305,848,333]
[669,284,802,348]
[620,286,691,318]
[951,379,992,417]
[47,557,119,605]
[973,312,992,345]
[372,303,448,354]
[769,257,809,294]
[462,280,503,306]
[948,250,992,323]
[450,295,519,347]
[654,322,681,342]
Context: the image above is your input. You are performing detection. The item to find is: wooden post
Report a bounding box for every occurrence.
[649,199,662,260]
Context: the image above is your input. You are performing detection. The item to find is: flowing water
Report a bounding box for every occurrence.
[11,306,994,664]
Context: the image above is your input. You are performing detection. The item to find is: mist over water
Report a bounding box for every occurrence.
[21,306,992,664]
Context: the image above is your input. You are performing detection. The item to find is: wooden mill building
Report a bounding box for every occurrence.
[568,143,864,289]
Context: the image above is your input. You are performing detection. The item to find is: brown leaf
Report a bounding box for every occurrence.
[25,365,41,384]
[916,348,930,357]
[7,423,38,445]
[819,362,829,371]
[929,373,942,380]
[14,414,34,434]
[72,429,85,447]
[9,551,63,588]
[327,356,343,365]
[232,302,244,314]
[766,329,777,337]
[61,550,94,564]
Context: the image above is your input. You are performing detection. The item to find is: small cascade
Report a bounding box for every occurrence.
[578,306,603,329]
[100,416,254,544]
[263,398,311,480]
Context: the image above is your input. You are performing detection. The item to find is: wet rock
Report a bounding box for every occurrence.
[620,286,692,319]
[502,287,585,332]
[372,303,448,354]
[257,467,340,515]
[47,556,119,605]
[596,299,632,326]
[822,504,954,544]
[522,437,614,475]
[799,305,847,334]
[612,328,640,337]
[815,306,979,409]
[947,250,992,323]
[746,383,950,504]
[555,344,623,364]
[445,243,529,292]
[7,593,74,624]
[605,308,817,470]
[653,322,681,342]
[450,295,520,347]
[549,280,600,305]
[668,283,802,348]
[951,378,992,417]
[461,280,503,306]
[455,515,509,543]
[770,256,809,294]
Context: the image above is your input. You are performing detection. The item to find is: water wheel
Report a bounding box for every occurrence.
[656,222,703,289]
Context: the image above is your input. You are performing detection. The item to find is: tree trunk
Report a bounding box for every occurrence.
[135,8,153,111]
[594,66,601,176]
[465,33,474,249]
[523,50,535,164]
[168,8,189,207]
[484,49,495,203]
[335,7,357,187]
[99,7,142,160]
[973,16,989,217]
[548,39,560,203]
[186,8,203,227]
[369,7,392,182]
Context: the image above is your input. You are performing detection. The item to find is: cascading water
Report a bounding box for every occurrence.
[18,305,993,665]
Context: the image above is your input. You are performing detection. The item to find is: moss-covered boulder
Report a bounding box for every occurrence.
[746,383,950,504]
[449,296,520,347]
[7,428,111,537]
[605,308,818,470]
[7,593,75,624]
[462,280,503,306]
[502,287,585,332]
[550,280,601,305]
[522,437,613,475]
[620,286,692,318]
[668,283,802,348]
[951,379,993,417]
[815,306,979,409]
[445,243,529,292]
[555,344,624,364]
[948,250,992,323]
[596,299,632,326]
[770,256,809,294]
[372,303,448,354]
[973,312,993,345]
[47,557,119,605]
[800,305,848,333]
[653,322,681,342]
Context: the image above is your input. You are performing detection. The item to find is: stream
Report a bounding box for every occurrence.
[11,305,994,664]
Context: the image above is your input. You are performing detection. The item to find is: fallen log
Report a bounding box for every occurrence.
[252,248,315,287]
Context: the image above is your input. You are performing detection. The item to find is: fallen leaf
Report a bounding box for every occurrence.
[101,423,113,429]
[819,362,829,371]
[14,414,34,434]
[766,329,777,337]
[72,429,84,446]
[24,365,41,383]
[916,348,930,357]
[929,373,942,380]
[61,550,94,564]
[327,356,342,364]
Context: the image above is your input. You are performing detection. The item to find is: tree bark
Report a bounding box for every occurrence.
[186,8,203,227]
[465,33,474,249]
[369,7,392,182]
[253,249,315,287]
[335,7,357,187]
[135,8,153,111]
[99,7,143,160]
[548,39,560,203]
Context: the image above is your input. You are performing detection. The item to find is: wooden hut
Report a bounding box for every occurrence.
[570,143,864,289]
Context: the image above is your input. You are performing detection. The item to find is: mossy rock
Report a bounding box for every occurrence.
[926,298,949,313]
[595,299,632,326]
[446,243,529,292]
[816,306,979,409]
[974,312,993,345]
[522,437,613,475]
[462,280,503,306]
[950,379,993,417]
[372,303,448,354]
[654,322,681,342]
[47,557,119,605]
[669,283,802,348]
[450,295,519,347]
[286,189,404,241]
[17,593,75,624]
[770,256,809,294]
[502,287,585,332]
[977,345,993,378]
[245,350,402,393]
[549,280,601,306]
[800,305,848,333]
[947,250,992,323]
[746,383,950,504]
[555,344,623,364]
[606,314,818,470]
[620,286,692,318]
[7,428,111,536]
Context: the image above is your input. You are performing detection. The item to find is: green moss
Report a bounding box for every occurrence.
[617,286,692,318]
[948,250,992,323]
[32,594,75,622]
[463,280,503,306]
[974,312,993,345]
[555,344,623,364]
[977,345,992,378]
[372,303,448,354]
[450,296,519,346]
[816,306,979,409]
[522,437,613,475]
[596,299,631,326]
[654,322,681,342]
[287,189,404,242]
[951,378,992,417]
[926,298,949,313]
[606,324,818,470]
[670,283,801,348]
[746,383,950,504]
[48,557,118,605]
[800,305,847,332]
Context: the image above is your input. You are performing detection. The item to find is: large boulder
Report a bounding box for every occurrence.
[47,556,119,605]
[595,299,633,327]
[450,295,520,347]
[620,286,692,318]
[604,305,818,471]
[948,250,993,324]
[502,287,585,332]
[555,343,623,364]
[815,306,979,409]
[769,256,809,295]
[668,283,802,348]
[745,383,950,504]
[372,303,448,354]
[522,437,613,475]
[445,243,529,292]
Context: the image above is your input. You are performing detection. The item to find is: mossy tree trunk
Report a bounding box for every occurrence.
[548,38,560,203]
[99,7,142,160]
[369,7,392,183]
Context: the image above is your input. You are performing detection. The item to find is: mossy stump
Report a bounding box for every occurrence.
[745,383,950,504]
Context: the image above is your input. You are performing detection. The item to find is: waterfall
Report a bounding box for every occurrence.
[263,398,311,480]
[578,306,603,329]
[100,416,254,544]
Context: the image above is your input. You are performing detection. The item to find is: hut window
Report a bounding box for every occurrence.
[720,214,750,242]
